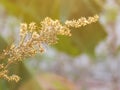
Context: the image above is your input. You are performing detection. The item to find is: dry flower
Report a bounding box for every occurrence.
[0,15,99,82]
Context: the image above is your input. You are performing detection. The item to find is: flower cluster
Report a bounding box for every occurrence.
[65,15,99,28]
[0,15,99,82]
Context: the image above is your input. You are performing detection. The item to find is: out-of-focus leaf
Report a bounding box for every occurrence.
[105,8,118,23]
[0,62,31,90]
[6,62,31,90]
[84,0,106,14]
[0,36,7,52]
[115,0,120,5]
[18,79,42,90]
[0,36,8,90]
[0,80,9,90]
[1,0,60,22]
[18,73,78,90]
[55,23,106,56]
[54,36,81,56]
[60,0,106,20]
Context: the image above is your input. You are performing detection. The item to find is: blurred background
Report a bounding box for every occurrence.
[0,0,120,90]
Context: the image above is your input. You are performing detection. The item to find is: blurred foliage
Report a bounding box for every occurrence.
[105,8,118,23]
[0,37,8,90]
[1,0,60,22]
[55,22,106,56]
[116,0,120,5]
[18,73,78,90]
[7,63,31,90]
[0,36,7,52]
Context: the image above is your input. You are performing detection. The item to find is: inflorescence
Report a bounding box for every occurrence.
[0,15,99,82]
